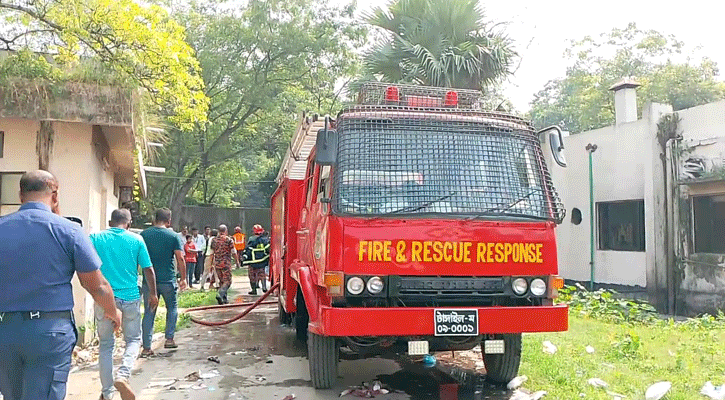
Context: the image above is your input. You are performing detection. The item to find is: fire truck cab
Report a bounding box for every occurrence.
[271,83,568,389]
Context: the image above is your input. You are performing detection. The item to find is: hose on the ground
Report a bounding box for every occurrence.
[185,282,280,326]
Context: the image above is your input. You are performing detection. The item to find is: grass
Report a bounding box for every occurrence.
[151,289,219,333]
[232,267,248,277]
[520,313,725,399]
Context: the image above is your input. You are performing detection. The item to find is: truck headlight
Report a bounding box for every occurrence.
[512,278,528,295]
[347,277,364,295]
[366,276,384,294]
[530,278,547,296]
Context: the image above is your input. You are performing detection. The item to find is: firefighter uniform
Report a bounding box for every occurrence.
[243,231,270,295]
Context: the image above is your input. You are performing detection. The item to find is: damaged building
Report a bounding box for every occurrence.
[552,78,725,316]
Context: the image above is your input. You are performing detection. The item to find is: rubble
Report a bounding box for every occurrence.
[507,376,528,390]
[701,382,725,400]
[542,341,557,355]
[339,380,390,397]
[587,378,608,389]
[644,381,671,400]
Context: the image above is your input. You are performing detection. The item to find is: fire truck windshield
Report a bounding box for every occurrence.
[332,117,565,223]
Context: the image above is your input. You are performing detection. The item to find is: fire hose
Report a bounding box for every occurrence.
[184,282,280,326]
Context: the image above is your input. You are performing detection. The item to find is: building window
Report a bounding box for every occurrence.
[692,195,725,254]
[0,172,24,216]
[0,131,4,158]
[597,200,645,252]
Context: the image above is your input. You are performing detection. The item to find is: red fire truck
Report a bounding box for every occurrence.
[271,83,568,389]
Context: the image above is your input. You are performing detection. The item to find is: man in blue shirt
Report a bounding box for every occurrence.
[91,209,159,400]
[140,208,187,356]
[0,170,120,400]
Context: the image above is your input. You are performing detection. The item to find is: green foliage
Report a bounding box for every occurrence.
[146,0,365,218]
[559,284,658,324]
[608,330,642,360]
[362,0,516,90]
[0,0,208,129]
[529,23,725,132]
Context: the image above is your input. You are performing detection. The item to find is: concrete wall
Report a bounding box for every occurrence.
[555,118,651,287]
[0,118,130,340]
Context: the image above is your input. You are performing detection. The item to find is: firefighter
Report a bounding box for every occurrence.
[243,224,270,295]
[232,226,246,269]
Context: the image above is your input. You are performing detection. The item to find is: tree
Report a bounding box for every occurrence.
[529,23,725,133]
[0,0,208,128]
[146,0,365,225]
[363,0,516,90]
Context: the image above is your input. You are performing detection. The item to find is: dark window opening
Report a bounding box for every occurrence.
[571,208,582,225]
[597,200,645,252]
[693,195,725,254]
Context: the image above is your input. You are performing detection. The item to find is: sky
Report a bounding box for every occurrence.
[341,0,724,112]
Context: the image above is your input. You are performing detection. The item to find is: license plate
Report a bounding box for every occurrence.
[408,340,429,355]
[434,309,479,336]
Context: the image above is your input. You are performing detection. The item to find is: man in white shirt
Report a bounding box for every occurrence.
[191,227,206,284]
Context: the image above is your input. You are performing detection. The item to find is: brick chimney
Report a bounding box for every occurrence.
[609,78,641,124]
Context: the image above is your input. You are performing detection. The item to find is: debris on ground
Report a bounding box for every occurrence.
[542,341,557,355]
[148,379,177,388]
[587,378,608,389]
[507,376,528,390]
[207,355,220,363]
[701,382,725,400]
[281,395,296,400]
[339,381,390,397]
[585,345,595,354]
[253,375,267,382]
[422,354,437,368]
[644,381,671,400]
[606,391,626,400]
[199,370,220,379]
[185,371,201,381]
[227,350,247,355]
[509,388,546,400]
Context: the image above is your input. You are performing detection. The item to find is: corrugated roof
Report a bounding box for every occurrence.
[276,115,326,182]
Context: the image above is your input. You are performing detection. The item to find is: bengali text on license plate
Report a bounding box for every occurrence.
[434,309,479,336]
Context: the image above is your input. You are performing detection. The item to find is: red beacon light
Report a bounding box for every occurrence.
[444,90,458,107]
[385,86,400,103]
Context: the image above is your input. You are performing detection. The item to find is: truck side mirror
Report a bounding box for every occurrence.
[538,125,566,167]
[315,128,338,166]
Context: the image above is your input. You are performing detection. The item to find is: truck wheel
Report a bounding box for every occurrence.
[278,296,291,325]
[295,290,309,342]
[482,333,522,384]
[308,332,338,389]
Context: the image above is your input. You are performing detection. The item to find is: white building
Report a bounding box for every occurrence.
[553,79,725,315]
[0,80,148,341]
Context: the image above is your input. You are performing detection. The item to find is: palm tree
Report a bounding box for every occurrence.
[363,0,516,91]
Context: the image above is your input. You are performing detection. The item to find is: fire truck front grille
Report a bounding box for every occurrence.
[332,107,566,224]
[392,276,506,303]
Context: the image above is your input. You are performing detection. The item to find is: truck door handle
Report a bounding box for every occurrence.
[296,229,309,235]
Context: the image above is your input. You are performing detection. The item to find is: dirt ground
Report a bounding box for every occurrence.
[64,276,517,400]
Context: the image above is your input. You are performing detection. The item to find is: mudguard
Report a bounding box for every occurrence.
[290,261,320,323]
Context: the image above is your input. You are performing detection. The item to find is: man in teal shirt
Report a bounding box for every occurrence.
[140,208,187,355]
[90,209,158,400]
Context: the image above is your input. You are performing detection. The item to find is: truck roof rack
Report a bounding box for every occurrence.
[276,113,327,182]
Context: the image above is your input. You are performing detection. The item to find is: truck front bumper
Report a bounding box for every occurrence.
[310,305,568,336]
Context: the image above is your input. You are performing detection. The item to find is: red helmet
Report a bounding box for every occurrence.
[253,224,264,235]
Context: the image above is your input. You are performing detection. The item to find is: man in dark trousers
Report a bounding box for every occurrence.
[211,225,236,304]
[140,208,187,356]
[243,224,271,295]
[0,170,120,400]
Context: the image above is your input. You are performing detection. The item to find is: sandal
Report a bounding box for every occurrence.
[139,348,155,358]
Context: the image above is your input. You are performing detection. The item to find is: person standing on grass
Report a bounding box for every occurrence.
[199,229,219,291]
[140,208,187,356]
[183,235,197,289]
[0,170,121,400]
[211,225,236,304]
[90,209,158,400]
[232,226,246,269]
[191,227,205,284]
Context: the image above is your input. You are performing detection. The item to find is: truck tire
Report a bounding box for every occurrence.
[295,290,309,342]
[482,333,522,384]
[278,295,291,325]
[308,332,338,389]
